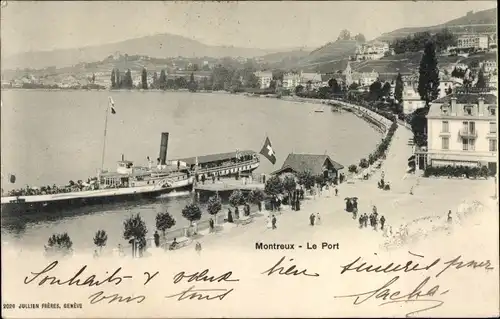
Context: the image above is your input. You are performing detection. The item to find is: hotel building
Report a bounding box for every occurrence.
[421,92,497,172]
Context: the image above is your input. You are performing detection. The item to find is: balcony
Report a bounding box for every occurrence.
[459,128,478,138]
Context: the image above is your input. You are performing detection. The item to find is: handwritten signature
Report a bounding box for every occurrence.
[335,275,448,317]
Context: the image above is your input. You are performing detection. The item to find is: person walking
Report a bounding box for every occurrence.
[358,215,363,228]
[316,213,321,225]
[335,187,338,196]
[195,241,202,255]
[380,215,386,230]
[363,213,368,228]
[209,218,215,233]
[309,213,315,226]
[154,230,160,248]
[272,215,277,230]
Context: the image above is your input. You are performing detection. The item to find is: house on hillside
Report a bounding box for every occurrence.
[402,87,426,115]
[282,72,301,90]
[299,72,323,90]
[271,153,344,180]
[479,60,497,74]
[354,41,390,61]
[457,34,489,50]
[255,71,273,89]
[352,71,379,87]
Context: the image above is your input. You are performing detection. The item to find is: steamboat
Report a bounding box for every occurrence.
[1,132,194,214]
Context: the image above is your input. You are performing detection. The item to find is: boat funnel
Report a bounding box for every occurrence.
[159,132,169,165]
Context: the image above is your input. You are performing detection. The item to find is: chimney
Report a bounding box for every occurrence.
[159,132,169,165]
[478,96,484,114]
[450,97,457,113]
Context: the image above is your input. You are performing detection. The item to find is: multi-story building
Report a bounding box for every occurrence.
[479,60,497,74]
[457,34,489,50]
[423,92,497,171]
[354,41,390,61]
[282,73,300,90]
[402,87,426,114]
[299,72,323,90]
[254,71,273,89]
[351,71,379,87]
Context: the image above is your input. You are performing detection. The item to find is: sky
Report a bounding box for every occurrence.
[1,1,497,56]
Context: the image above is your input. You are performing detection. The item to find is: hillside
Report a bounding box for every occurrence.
[297,40,359,67]
[376,8,497,42]
[2,33,283,70]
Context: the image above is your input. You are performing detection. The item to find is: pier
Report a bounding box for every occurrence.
[194,177,264,192]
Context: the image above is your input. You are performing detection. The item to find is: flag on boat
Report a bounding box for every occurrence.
[259,137,276,165]
[108,96,117,114]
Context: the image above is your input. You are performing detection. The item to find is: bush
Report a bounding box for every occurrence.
[348,165,358,173]
[296,171,315,190]
[229,189,244,207]
[181,203,202,226]
[265,175,284,196]
[359,158,369,169]
[424,165,491,178]
[93,230,108,251]
[123,213,148,250]
[155,212,176,236]
[46,232,73,256]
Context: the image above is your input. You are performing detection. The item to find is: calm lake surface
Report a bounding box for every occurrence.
[1,90,381,250]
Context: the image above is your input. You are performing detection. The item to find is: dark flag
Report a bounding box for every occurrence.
[259,137,277,165]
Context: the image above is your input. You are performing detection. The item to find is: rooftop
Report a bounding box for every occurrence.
[175,150,257,166]
[272,153,344,176]
[432,93,497,105]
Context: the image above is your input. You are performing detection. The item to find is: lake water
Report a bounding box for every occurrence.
[1,90,382,250]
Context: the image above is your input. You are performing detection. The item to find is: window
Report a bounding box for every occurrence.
[442,121,449,133]
[464,106,473,115]
[489,107,496,116]
[489,139,498,152]
[442,137,449,150]
[490,122,497,133]
[462,138,475,151]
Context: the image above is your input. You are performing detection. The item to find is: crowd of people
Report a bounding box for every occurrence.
[2,178,99,197]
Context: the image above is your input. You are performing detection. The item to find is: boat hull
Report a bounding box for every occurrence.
[1,178,194,215]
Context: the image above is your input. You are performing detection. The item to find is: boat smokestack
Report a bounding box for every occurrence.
[159,132,169,165]
[121,154,124,161]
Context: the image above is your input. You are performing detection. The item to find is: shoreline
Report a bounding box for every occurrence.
[2,93,396,254]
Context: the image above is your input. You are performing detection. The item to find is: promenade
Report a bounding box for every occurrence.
[158,123,497,256]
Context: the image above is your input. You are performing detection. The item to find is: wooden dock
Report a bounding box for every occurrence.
[194,178,264,192]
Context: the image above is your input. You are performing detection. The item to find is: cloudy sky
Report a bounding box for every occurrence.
[1,1,497,56]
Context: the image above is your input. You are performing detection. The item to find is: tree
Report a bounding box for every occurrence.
[296,171,315,190]
[295,85,304,94]
[244,73,260,88]
[382,82,392,98]
[282,175,296,205]
[155,212,176,236]
[92,73,96,84]
[338,29,351,41]
[115,69,121,88]
[159,70,167,90]
[111,69,116,89]
[141,68,148,90]
[181,203,202,226]
[445,85,453,95]
[272,70,285,82]
[264,175,284,196]
[369,80,383,101]
[207,194,222,221]
[306,80,312,91]
[123,69,133,89]
[246,189,265,211]
[475,68,487,88]
[229,189,244,208]
[174,76,188,89]
[354,33,366,43]
[410,107,430,147]
[328,78,340,94]
[152,72,158,89]
[123,213,148,251]
[394,73,404,103]
[46,232,73,256]
[93,230,108,252]
[417,41,440,106]
[188,72,198,92]
[348,82,360,91]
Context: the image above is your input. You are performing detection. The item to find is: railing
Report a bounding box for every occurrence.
[196,159,260,175]
[459,128,478,138]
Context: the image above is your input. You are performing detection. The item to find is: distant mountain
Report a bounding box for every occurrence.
[376,8,497,42]
[2,33,285,70]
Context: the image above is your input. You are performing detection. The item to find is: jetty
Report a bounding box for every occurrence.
[194,177,264,192]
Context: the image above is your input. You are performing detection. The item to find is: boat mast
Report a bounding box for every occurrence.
[100,99,110,172]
